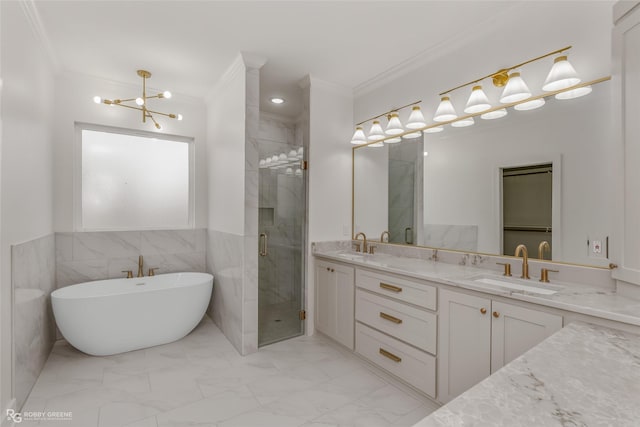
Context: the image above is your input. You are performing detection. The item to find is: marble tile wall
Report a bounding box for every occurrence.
[422,224,478,252]
[55,229,207,288]
[12,234,56,410]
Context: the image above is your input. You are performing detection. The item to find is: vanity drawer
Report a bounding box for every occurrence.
[356,289,436,354]
[356,323,436,398]
[356,269,436,311]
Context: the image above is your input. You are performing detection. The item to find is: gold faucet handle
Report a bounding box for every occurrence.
[121,270,133,279]
[496,262,512,277]
[148,268,159,277]
[540,268,559,283]
[368,245,376,254]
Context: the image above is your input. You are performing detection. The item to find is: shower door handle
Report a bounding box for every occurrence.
[404,227,413,244]
[259,233,268,256]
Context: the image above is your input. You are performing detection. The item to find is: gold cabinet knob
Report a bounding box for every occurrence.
[493,311,500,318]
[480,308,487,314]
[326,267,330,272]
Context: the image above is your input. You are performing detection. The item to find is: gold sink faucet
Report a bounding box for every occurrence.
[354,232,367,253]
[380,230,390,243]
[514,244,530,279]
[137,255,144,277]
[538,241,550,260]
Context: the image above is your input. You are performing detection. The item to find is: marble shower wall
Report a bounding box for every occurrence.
[55,229,207,288]
[12,234,56,410]
[423,224,478,251]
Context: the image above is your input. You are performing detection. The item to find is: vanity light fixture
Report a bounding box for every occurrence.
[406,106,426,129]
[402,132,423,139]
[368,120,386,141]
[350,126,367,145]
[385,112,404,135]
[93,70,181,130]
[464,86,491,114]
[348,45,612,148]
[433,96,458,122]
[499,72,532,103]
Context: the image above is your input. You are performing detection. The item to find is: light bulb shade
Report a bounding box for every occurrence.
[514,98,546,111]
[555,85,592,100]
[285,167,293,176]
[481,108,508,120]
[500,72,532,103]
[295,168,302,176]
[265,158,272,165]
[385,136,402,144]
[402,132,422,139]
[350,126,367,145]
[385,113,404,135]
[135,97,144,106]
[163,91,172,99]
[543,55,581,91]
[259,159,266,168]
[93,96,102,104]
[369,141,384,148]
[464,86,491,114]
[177,114,183,121]
[451,117,474,127]
[271,155,279,164]
[434,96,457,122]
[278,153,288,163]
[288,150,298,160]
[423,126,444,134]
[367,121,385,140]
[406,106,426,129]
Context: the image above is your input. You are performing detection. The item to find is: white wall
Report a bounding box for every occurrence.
[1,0,56,413]
[53,72,207,232]
[353,1,615,267]
[353,145,388,237]
[305,76,354,334]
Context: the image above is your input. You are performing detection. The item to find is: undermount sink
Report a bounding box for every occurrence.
[471,275,563,295]
[335,252,367,261]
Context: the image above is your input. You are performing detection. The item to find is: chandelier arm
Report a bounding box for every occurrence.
[110,103,145,112]
[439,45,572,96]
[144,109,179,119]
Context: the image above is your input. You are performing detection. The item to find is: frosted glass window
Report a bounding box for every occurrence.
[81,129,191,230]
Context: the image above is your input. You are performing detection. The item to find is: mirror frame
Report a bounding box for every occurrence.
[350,79,616,272]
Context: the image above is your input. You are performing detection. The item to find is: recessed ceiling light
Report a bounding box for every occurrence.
[270,97,285,104]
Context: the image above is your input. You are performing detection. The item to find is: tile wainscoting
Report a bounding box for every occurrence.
[55,229,207,287]
[12,233,56,410]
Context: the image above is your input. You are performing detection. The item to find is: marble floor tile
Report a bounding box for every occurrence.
[21,316,438,426]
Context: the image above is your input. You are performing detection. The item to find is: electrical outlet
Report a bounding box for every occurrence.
[587,235,607,258]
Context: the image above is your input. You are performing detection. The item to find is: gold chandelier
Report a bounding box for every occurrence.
[93,69,182,130]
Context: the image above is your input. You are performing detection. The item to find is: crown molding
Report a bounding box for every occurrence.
[19,0,62,73]
[241,52,267,70]
[205,54,245,102]
[353,2,523,98]
[303,75,353,98]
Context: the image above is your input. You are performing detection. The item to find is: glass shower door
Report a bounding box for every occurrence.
[258,142,305,347]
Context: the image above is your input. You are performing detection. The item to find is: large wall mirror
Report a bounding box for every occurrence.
[353,82,612,268]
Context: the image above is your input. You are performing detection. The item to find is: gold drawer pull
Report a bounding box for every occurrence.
[379,282,402,293]
[379,348,402,363]
[379,312,403,324]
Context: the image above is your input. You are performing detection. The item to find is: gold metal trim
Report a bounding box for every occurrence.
[379,282,403,293]
[379,348,402,363]
[299,310,306,320]
[379,312,403,324]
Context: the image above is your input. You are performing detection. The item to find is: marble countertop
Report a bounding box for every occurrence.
[413,322,640,426]
[313,250,640,326]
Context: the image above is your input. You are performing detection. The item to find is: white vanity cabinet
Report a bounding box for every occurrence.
[354,269,437,398]
[438,288,562,403]
[314,260,355,349]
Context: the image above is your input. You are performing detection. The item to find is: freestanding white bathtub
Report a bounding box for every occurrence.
[51,272,213,356]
